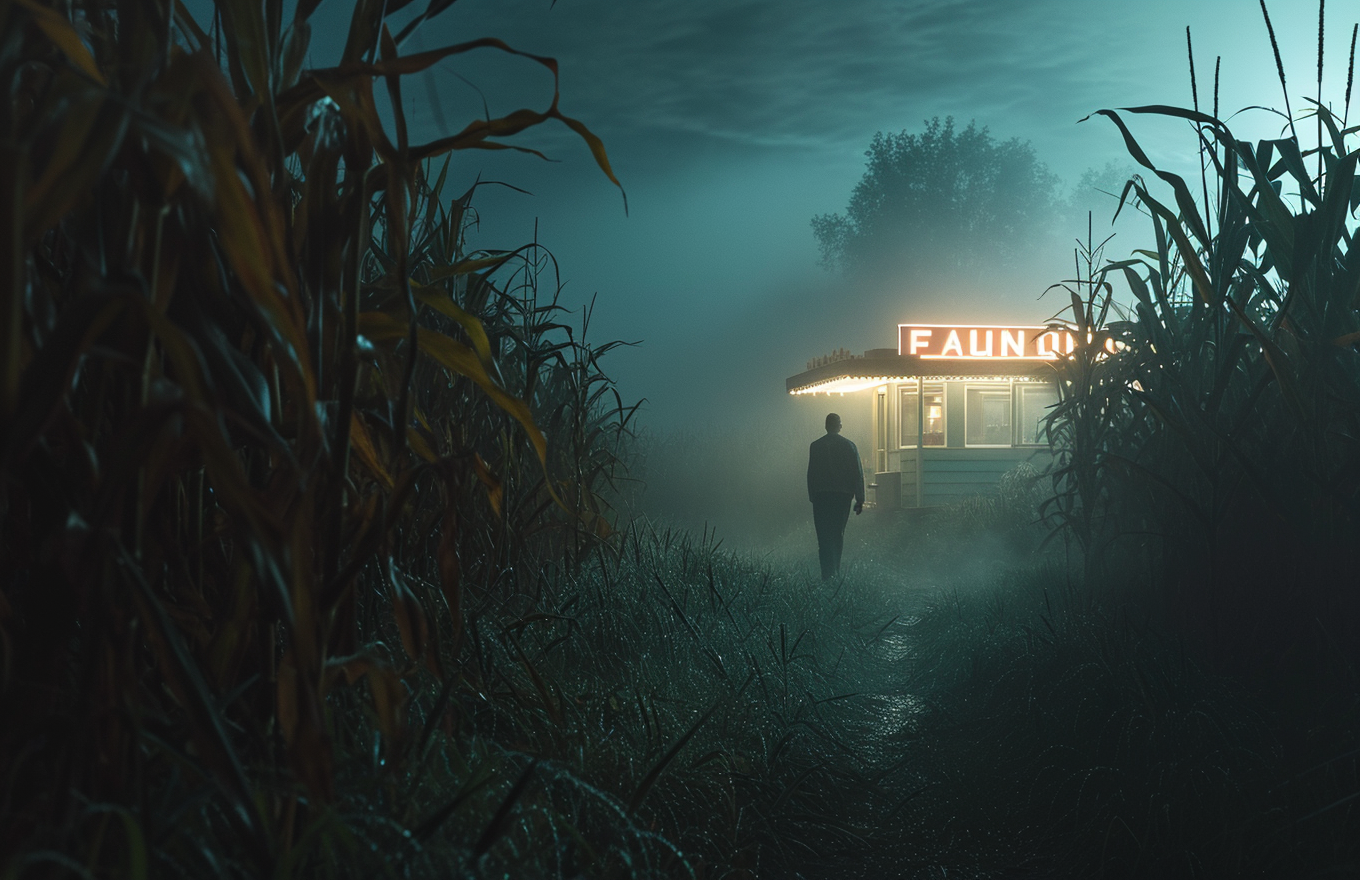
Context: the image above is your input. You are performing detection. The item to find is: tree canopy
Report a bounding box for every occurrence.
[813,117,1061,281]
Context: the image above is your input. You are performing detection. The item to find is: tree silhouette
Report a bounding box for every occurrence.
[813,117,1061,282]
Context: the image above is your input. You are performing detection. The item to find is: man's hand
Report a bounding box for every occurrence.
[854,501,864,515]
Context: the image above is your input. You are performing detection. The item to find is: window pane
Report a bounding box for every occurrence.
[875,389,887,471]
[899,385,919,447]
[966,385,1011,446]
[1016,384,1058,445]
[922,384,945,447]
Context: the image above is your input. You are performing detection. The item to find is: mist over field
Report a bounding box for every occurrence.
[6,1,1360,878]
[617,158,1139,558]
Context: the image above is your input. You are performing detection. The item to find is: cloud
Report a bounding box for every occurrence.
[423,0,1145,158]
[397,0,1341,176]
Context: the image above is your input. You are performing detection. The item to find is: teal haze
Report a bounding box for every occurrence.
[336,0,1343,430]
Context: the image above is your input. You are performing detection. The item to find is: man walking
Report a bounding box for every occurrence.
[807,412,865,580]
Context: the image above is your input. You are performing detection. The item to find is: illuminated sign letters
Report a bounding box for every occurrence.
[899,324,1078,360]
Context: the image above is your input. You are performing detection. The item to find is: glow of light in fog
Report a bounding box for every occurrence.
[790,374,1052,395]
[900,324,1079,359]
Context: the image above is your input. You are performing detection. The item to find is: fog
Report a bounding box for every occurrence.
[218,0,1304,556]
[617,170,1141,553]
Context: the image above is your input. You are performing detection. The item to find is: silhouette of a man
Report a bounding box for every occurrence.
[807,412,865,580]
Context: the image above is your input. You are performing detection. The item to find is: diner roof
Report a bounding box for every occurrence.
[786,350,1057,396]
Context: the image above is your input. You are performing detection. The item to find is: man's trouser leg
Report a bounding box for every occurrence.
[812,493,852,580]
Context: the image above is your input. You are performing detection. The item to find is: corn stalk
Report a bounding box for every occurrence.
[0,0,626,875]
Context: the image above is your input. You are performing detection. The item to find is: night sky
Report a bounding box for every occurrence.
[346,0,1338,431]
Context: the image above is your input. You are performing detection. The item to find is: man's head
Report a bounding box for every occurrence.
[825,412,842,433]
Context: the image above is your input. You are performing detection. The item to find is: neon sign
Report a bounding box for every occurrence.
[898,324,1079,360]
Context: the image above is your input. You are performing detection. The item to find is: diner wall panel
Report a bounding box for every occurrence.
[917,448,1052,508]
[945,383,966,448]
[899,449,919,507]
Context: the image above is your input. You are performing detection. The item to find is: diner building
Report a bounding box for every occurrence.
[786,323,1073,509]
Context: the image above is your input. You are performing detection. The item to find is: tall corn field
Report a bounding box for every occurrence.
[0,1,631,875]
[1045,4,1360,670]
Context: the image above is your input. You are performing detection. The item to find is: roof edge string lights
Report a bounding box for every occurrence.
[789,374,1050,395]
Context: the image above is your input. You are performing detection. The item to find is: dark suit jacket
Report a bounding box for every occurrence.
[807,432,865,504]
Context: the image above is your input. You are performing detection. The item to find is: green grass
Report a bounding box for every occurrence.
[457,522,927,878]
[903,570,1279,877]
[360,505,1356,879]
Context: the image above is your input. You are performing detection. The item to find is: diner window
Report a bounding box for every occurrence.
[899,384,917,448]
[875,387,887,471]
[1015,383,1059,445]
[900,382,944,447]
[965,384,1012,446]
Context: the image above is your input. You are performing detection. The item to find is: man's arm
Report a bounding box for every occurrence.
[807,443,815,502]
[848,438,865,513]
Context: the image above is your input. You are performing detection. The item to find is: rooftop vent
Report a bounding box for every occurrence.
[806,348,857,371]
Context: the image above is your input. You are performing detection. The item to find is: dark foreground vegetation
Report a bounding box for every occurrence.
[3,1,1360,878]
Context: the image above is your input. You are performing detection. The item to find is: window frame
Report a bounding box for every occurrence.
[900,381,946,448]
[963,381,1014,448]
[898,381,918,449]
[1014,381,1059,446]
[875,386,888,472]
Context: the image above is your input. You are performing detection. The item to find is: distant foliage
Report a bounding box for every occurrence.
[812,116,1061,280]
